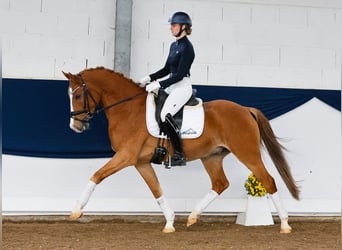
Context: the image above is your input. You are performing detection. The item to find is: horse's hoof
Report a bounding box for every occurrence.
[280,219,292,234]
[187,211,200,227]
[280,228,292,234]
[69,211,83,220]
[162,227,175,233]
[186,217,198,227]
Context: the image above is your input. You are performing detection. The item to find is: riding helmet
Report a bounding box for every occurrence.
[168,11,192,27]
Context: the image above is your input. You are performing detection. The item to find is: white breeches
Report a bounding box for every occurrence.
[161,77,192,122]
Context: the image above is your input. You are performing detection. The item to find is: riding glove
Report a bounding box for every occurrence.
[145,81,160,93]
[139,75,151,87]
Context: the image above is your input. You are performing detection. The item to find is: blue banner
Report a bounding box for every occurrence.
[3,79,341,158]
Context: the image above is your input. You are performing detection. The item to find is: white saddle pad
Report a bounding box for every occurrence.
[146,93,204,139]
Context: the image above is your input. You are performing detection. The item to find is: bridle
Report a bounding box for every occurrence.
[69,74,145,124]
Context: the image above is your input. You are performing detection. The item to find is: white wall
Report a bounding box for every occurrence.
[130,0,342,89]
[0,0,116,79]
[1,0,341,87]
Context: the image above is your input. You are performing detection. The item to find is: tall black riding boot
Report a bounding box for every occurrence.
[163,113,186,167]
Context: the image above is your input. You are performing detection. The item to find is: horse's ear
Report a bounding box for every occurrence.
[62,71,72,79]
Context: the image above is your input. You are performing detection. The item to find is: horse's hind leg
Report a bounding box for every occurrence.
[187,153,229,227]
[233,144,292,233]
[247,160,292,233]
[252,162,292,233]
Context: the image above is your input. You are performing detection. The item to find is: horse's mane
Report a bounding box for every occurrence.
[81,66,137,85]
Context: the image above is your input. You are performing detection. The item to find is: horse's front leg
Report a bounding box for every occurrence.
[135,163,175,233]
[70,151,133,220]
[69,180,96,220]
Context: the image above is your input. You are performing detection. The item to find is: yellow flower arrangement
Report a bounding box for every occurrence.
[244,173,267,197]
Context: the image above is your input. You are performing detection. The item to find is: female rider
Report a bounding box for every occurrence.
[140,11,195,166]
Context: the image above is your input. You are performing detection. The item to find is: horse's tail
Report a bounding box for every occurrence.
[249,108,300,200]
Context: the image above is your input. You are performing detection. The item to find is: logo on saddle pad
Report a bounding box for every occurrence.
[146,93,204,139]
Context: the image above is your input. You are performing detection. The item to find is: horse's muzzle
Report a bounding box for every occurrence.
[70,118,90,133]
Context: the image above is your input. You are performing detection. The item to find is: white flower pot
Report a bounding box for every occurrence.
[236,195,274,226]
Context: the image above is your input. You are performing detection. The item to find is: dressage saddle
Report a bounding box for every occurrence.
[154,88,199,132]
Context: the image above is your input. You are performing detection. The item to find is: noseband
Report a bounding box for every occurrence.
[70,74,145,124]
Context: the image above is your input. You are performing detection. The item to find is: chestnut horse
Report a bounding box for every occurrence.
[63,67,299,234]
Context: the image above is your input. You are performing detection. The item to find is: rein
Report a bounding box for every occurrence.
[95,92,145,114]
[70,74,145,122]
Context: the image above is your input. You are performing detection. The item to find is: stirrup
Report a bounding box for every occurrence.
[151,145,168,164]
[151,136,168,164]
[164,152,186,169]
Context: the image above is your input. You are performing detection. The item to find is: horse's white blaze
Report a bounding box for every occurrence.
[68,86,85,133]
[68,87,75,130]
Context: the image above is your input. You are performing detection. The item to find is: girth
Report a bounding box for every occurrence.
[154,88,199,133]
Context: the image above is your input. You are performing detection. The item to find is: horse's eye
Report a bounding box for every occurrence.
[75,94,82,100]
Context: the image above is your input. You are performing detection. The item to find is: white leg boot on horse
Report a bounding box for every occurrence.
[156,195,175,233]
[241,163,293,234]
[134,163,175,233]
[69,149,142,221]
[187,155,229,227]
[271,192,292,234]
[70,180,96,220]
[187,190,218,227]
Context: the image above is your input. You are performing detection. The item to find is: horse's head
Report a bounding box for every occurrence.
[63,67,145,133]
[63,71,97,133]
